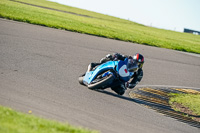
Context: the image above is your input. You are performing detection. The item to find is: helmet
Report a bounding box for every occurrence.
[127,57,138,72]
[133,53,144,69]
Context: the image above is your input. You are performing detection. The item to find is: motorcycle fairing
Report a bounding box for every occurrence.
[83,61,117,84]
[83,59,134,85]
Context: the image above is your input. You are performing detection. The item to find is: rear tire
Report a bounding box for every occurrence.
[88,74,114,90]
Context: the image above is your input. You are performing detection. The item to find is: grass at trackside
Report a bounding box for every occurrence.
[0,106,98,133]
[169,93,200,115]
[0,0,200,54]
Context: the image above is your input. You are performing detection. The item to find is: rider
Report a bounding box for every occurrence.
[87,53,144,95]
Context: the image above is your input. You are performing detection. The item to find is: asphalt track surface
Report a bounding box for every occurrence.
[0,18,200,133]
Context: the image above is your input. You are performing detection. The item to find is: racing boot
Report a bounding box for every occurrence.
[100,54,113,63]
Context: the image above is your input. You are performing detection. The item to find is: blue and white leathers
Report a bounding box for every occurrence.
[83,58,134,87]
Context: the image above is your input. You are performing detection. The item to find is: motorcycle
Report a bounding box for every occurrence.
[78,58,135,95]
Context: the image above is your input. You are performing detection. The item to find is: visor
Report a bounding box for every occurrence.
[127,59,138,72]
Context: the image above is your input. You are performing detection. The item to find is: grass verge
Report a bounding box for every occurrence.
[0,105,98,133]
[169,93,200,121]
[0,0,200,54]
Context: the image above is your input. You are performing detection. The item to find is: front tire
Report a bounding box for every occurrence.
[78,76,84,85]
[78,73,85,85]
[88,74,114,90]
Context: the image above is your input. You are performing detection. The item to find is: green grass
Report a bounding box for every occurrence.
[0,0,200,54]
[0,105,98,133]
[169,93,200,115]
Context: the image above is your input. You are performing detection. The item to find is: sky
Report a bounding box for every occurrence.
[48,0,200,32]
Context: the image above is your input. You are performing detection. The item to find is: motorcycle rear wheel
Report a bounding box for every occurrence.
[88,74,114,90]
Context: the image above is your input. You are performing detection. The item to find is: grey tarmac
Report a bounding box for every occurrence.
[0,18,200,133]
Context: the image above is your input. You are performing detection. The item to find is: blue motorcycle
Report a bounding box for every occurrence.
[78,58,135,95]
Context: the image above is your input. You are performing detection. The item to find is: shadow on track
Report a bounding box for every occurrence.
[95,88,200,129]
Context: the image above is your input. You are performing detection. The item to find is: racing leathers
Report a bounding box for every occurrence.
[100,53,143,89]
[87,53,143,95]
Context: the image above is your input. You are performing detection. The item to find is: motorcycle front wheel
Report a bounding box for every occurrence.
[88,74,114,90]
[78,74,85,85]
